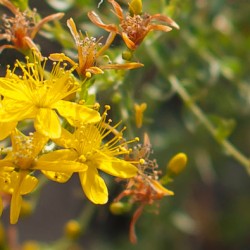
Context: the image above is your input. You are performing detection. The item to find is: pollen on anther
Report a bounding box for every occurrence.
[105,105,111,110]
[135,137,140,142]
[139,158,145,164]
[85,72,92,78]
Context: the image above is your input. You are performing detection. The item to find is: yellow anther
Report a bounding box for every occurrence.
[139,158,145,164]
[85,71,92,78]
[79,155,86,163]
[105,105,111,110]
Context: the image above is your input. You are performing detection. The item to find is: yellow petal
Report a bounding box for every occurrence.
[150,179,174,196]
[96,153,138,178]
[37,149,78,162]
[0,99,37,122]
[49,53,77,67]
[35,149,87,172]
[20,175,38,195]
[121,32,137,50]
[79,167,108,204]
[31,132,49,156]
[36,160,86,172]
[34,108,61,138]
[86,67,104,75]
[54,100,101,126]
[0,198,3,217]
[148,24,172,33]
[87,11,119,33]
[101,62,144,70]
[9,171,37,224]
[41,170,72,183]
[10,192,22,224]
[0,121,17,140]
[53,128,76,149]
[0,79,31,101]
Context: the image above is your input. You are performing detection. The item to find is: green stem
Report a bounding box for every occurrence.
[145,42,250,175]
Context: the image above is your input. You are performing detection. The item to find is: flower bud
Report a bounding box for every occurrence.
[166,153,187,177]
[110,202,131,215]
[64,220,81,240]
[129,0,143,16]
[122,50,133,61]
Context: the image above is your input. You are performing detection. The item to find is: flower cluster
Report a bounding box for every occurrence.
[0,0,184,244]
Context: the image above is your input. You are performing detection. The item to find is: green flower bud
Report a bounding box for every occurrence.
[129,0,143,16]
[122,50,133,61]
[110,202,132,215]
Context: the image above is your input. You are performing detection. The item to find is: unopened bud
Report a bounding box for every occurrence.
[110,202,131,215]
[129,0,143,15]
[166,153,187,177]
[64,220,81,239]
[122,50,133,61]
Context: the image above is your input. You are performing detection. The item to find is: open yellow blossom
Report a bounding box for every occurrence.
[49,18,143,79]
[40,106,139,204]
[0,56,101,139]
[0,129,86,224]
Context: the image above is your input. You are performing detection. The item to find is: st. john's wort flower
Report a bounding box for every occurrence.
[0,0,64,55]
[0,55,101,139]
[39,105,139,204]
[88,0,179,51]
[49,18,143,79]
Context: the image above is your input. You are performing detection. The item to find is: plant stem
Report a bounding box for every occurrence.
[145,41,250,175]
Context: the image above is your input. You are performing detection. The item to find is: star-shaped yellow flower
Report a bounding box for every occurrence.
[0,129,86,224]
[40,106,138,204]
[0,56,101,139]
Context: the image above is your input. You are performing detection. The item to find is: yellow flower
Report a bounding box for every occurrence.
[0,129,85,224]
[40,106,138,204]
[0,56,101,139]
[0,129,46,224]
[49,18,143,79]
[88,0,179,50]
[0,0,64,56]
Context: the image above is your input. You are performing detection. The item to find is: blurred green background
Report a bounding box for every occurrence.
[1,0,250,249]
